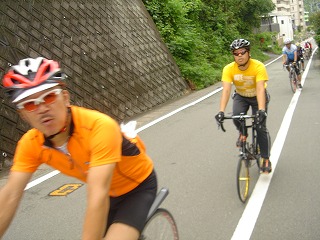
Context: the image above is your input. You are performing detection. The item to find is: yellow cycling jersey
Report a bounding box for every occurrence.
[11,106,153,197]
[222,59,268,97]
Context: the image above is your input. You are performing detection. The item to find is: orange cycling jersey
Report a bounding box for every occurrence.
[222,59,268,97]
[11,106,153,197]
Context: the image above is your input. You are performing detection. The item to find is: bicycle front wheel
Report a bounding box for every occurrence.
[140,208,179,240]
[237,157,250,203]
[289,71,297,93]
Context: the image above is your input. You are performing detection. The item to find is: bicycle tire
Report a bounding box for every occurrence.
[289,70,297,93]
[306,50,310,60]
[237,157,250,203]
[139,208,179,240]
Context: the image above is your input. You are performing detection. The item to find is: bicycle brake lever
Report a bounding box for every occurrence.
[218,122,226,132]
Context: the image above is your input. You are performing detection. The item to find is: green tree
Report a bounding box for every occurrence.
[309,11,320,45]
[142,0,276,89]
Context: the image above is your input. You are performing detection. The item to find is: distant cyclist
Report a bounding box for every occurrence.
[304,41,312,52]
[296,43,305,71]
[304,41,312,59]
[282,38,302,89]
[215,39,272,174]
[0,57,158,240]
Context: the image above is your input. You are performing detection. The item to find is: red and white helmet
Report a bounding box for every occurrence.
[2,57,66,102]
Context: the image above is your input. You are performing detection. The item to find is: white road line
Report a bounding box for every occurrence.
[136,87,223,133]
[231,47,317,240]
[24,170,60,190]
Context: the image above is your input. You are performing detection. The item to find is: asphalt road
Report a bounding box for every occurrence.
[1,42,319,240]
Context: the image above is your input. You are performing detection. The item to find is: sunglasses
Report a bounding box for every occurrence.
[233,50,247,56]
[16,89,63,112]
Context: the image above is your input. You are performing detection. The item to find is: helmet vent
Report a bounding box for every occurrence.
[25,59,30,67]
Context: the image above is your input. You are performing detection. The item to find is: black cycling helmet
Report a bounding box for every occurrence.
[2,57,66,102]
[230,39,251,51]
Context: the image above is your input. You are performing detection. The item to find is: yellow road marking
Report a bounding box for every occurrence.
[49,183,83,196]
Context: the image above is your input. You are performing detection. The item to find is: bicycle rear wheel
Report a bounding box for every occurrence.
[289,71,297,93]
[237,157,250,203]
[306,49,311,60]
[140,208,179,240]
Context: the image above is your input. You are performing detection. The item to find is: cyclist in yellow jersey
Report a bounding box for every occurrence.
[0,57,157,240]
[215,39,272,174]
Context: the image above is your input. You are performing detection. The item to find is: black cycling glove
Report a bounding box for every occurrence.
[215,111,224,124]
[255,110,267,127]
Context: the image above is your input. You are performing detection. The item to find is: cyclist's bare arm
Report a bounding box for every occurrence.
[219,82,232,112]
[256,81,266,110]
[82,163,116,240]
[282,54,287,64]
[294,51,298,62]
[0,171,33,237]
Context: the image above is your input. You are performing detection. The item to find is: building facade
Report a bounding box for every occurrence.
[271,0,306,43]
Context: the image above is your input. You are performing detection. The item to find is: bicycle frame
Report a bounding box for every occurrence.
[219,113,260,162]
[146,188,169,221]
[237,115,260,162]
[139,188,179,240]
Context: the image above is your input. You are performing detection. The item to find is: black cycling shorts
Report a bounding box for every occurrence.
[105,170,157,234]
[286,59,300,75]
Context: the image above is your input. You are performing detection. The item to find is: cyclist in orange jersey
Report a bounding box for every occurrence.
[215,39,272,174]
[0,57,157,240]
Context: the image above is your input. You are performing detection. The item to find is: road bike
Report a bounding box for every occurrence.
[284,63,298,93]
[218,113,261,203]
[139,188,179,240]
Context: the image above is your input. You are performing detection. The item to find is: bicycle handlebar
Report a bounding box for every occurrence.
[283,63,295,68]
[217,114,255,132]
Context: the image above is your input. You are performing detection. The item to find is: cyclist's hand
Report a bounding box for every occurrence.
[215,111,224,124]
[255,110,267,127]
[292,61,296,66]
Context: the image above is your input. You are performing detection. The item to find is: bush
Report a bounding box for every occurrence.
[143,0,276,89]
[314,35,320,46]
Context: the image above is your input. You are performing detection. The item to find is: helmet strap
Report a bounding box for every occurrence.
[237,56,250,68]
[46,107,70,140]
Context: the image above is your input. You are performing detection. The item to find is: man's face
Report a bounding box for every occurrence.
[17,87,70,137]
[233,48,249,65]
[285,43,291,48]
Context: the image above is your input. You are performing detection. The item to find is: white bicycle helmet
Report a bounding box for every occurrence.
[284,38,292,44]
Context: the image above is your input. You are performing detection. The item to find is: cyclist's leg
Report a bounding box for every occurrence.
[105,170,157,239]
[232,92,250,134]
[249,93,271,160]
[301,58,305,70]
[105,224,139,240]
[285,58,290,71]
